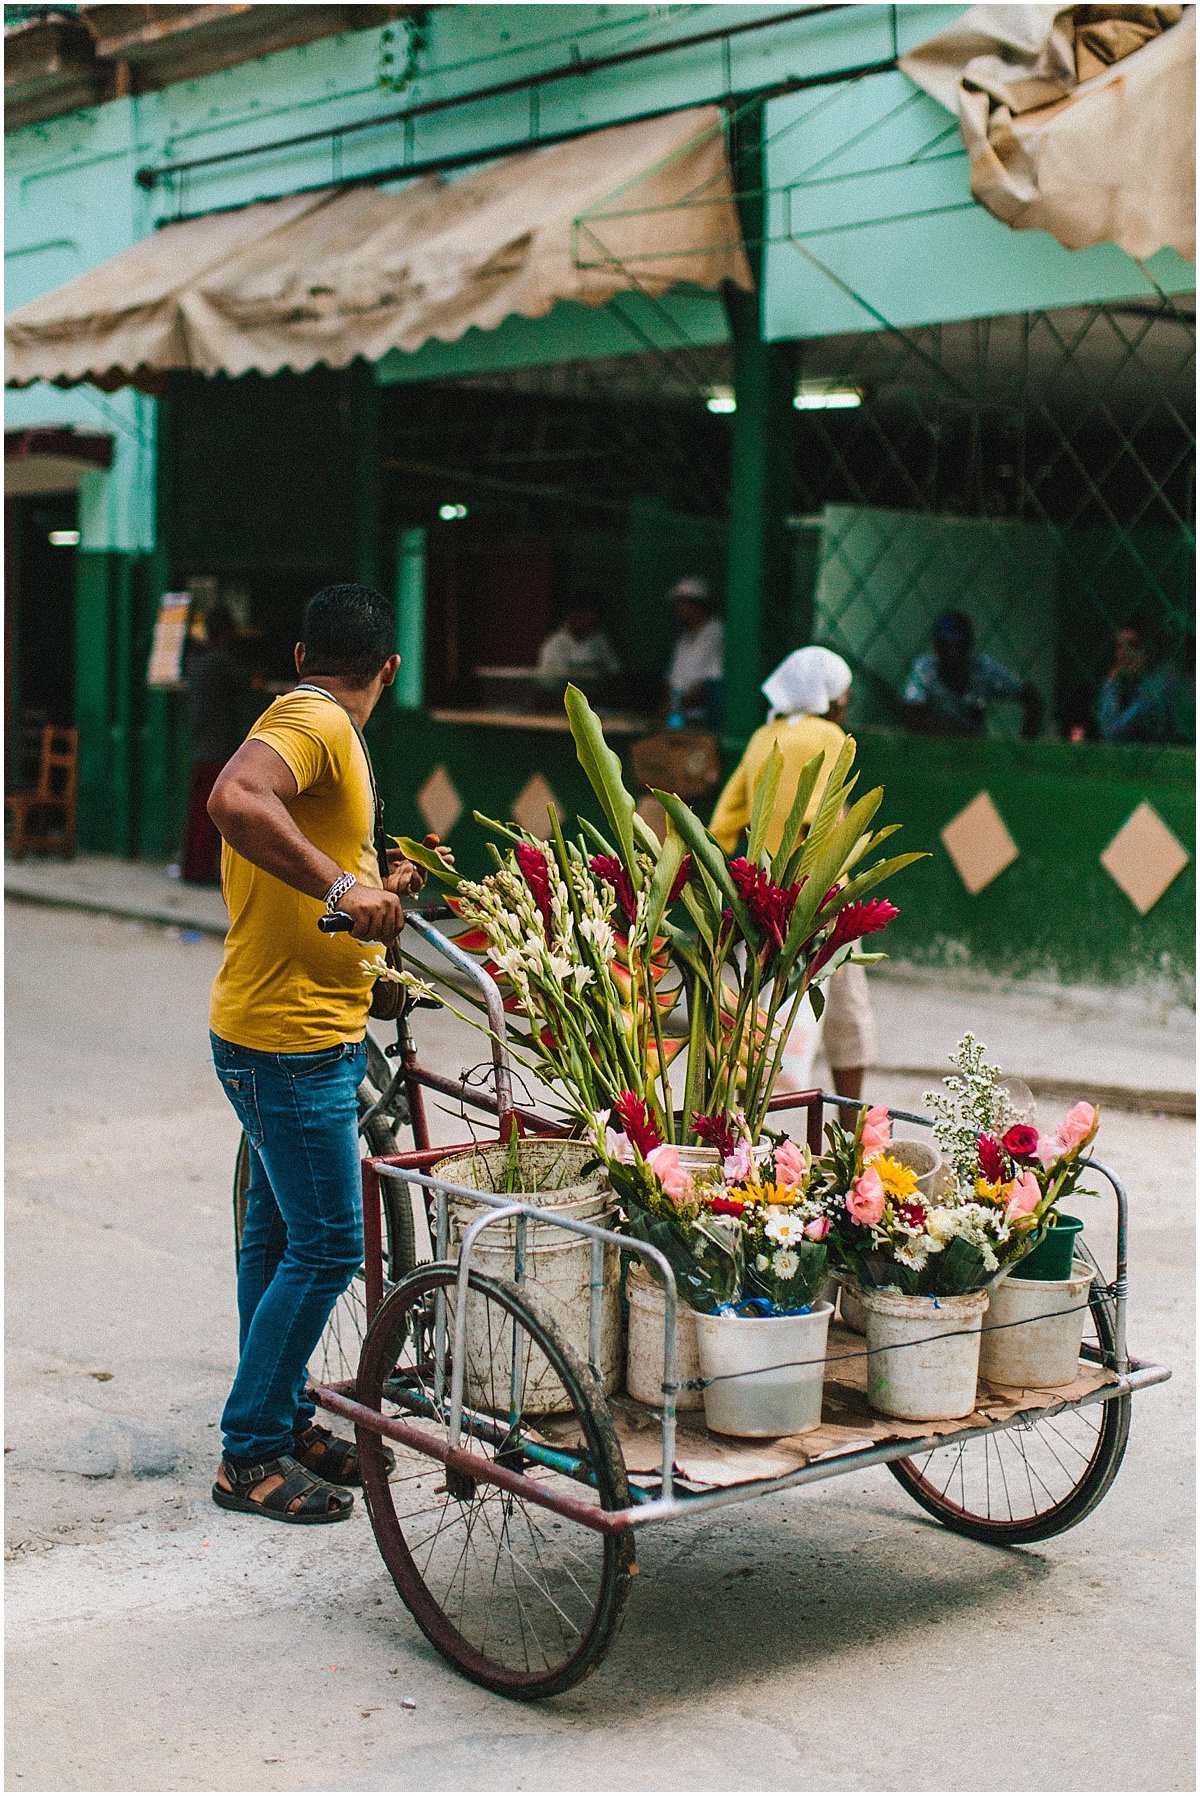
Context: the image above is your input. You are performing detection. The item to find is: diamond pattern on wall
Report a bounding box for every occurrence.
[940,791,1019,895]
[512,774,562,840]
[415,765,463,840]
[1100,802,1189,915]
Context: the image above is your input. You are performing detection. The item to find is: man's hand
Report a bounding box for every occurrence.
[339,882,405,946]
[384,834,456,899]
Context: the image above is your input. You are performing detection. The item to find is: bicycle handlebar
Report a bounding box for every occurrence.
[318,900,455,935]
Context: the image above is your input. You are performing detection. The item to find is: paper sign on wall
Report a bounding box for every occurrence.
[146,591,191,688]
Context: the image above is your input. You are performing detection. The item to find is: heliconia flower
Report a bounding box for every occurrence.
[847,1163,886,1226]
[859,1104,892,1155]
[691,1112,738,1159]
[646,1144,694,1203]
[774,1138,807,1188]
[589,854,636,926]
[810,898,899,975]
[644,1037,686,1081]
[728,857,802,953]
[804,1215,830,1240]
[516,843,554,935]
[611,1091,663,1157]
[977,1134,1006,1184]
[1056,1101,1097,1155]
[1003,1123,1040,1159]
[1006,1169,1042,1221]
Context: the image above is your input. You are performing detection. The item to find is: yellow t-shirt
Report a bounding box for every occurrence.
[709,714,850,855]
[209,690,382,1053]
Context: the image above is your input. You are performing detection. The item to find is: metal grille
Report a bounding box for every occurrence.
[788,301,1196,742]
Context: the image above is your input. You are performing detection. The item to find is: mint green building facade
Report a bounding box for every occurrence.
[5,4,1194,995]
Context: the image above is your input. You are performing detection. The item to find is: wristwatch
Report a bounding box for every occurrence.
[324,871,357,912]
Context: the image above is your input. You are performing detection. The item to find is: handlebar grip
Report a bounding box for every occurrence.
[317,911,355,933]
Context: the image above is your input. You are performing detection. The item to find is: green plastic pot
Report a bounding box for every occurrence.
[1010,1213,1084,1281]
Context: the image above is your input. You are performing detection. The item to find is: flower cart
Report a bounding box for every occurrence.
[308,690,1170,1699]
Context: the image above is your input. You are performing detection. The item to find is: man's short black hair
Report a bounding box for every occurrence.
[302,583,393,687]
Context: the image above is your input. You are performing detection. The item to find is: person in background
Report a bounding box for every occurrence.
[664,577,723,728]
[182,606,253,885]
[710,645,878,1101]
[536,601,621,694]
[903,610,1043,740]
[1097,615,1184,744]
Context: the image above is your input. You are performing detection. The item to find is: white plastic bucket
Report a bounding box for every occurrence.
[673,1143,772,1178]
[887,1138,942,1198]
[693,1303,833,1438]
[979,1259,1094,1388]
[625,1262,704,1410]
[861,1285,989,1421]
[436,1140,622,1409]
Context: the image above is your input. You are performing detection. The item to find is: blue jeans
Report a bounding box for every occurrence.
[211,1032,366,1463]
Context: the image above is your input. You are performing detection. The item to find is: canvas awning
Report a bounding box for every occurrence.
[900,4,1195,261]
[4,106,752,391]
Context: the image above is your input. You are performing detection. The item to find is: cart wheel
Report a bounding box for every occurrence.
[355,1263,635,1699]
[231,1046,417,1387]
[888,1279,1131,1544]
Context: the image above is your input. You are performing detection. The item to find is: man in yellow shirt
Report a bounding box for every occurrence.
[207,583,430,1524]
[710,646,878,1102]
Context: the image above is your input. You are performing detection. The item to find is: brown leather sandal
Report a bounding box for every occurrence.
[212,1453,353,1523]
[293,1420,394,1487]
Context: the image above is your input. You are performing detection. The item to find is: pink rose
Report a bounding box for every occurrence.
[775,1139,807,1189]
[804,1215,830,1241]
[723,1142,753,1183]
[847,1163,886,1226]
[860,1105,892,1155]
[1005,1169,1041,1222]
[646,1144,694,1203]
[1056,1101,1096,1156]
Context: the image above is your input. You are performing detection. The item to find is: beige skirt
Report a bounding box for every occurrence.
[778,962,877,1087]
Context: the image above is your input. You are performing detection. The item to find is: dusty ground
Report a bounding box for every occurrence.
[4,902,1194,1792]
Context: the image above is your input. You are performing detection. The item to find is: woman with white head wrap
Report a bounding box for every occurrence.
[709,643,877,1100]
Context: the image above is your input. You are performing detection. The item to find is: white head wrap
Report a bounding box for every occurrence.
[761,646,853,720]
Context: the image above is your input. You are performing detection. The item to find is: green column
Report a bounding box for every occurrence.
[352,360,382,590]
[73,550,114,852]
[135,389,177,861]
[722,103,796,749]
[394,526,426,709]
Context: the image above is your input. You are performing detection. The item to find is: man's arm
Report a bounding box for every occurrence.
[208,739,405,945]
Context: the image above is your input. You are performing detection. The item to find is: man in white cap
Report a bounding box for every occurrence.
[709,645,877,1100]
[663,578,724,727]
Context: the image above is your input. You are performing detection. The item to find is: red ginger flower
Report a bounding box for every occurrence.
[728,857,802,953]
[691,1112,738,1159]
[516,843,554,935]
[589,854,636,925]
[977,1134,1006,1183]
[810,897,898,974]
[667,855,692,904]
[612,1091,663,1157]
[1003,1124,1039,1160]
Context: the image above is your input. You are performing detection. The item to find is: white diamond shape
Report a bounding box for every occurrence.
[415,765,463,840]
[1100,801,1189,915]
[512,774,561,840]
[940,791,1018,895]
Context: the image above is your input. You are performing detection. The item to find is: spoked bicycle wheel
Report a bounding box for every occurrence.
[355,1263,635,1699]
[888,1275,1131,1544]
[232,1032,418,1385]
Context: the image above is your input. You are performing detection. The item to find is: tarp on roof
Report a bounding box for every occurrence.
[5,106,752,389]
[900,4,1195,261]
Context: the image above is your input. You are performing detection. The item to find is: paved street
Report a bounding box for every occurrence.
[5,901,1194,1792]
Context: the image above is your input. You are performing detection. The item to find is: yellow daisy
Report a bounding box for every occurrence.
[873,1153,919,1200]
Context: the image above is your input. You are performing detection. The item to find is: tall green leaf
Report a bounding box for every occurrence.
[746,744,783,867]
[391,836,463,889]
[565,684,639,883]
[792,736,857,879]
[769,751,825,882]
[653,788,756,944]
[643,825,687,947]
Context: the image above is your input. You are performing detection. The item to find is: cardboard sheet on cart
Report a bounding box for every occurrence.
[900,4,1195,261]
[584,1323,1120,1491]
[4,106,751,391]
